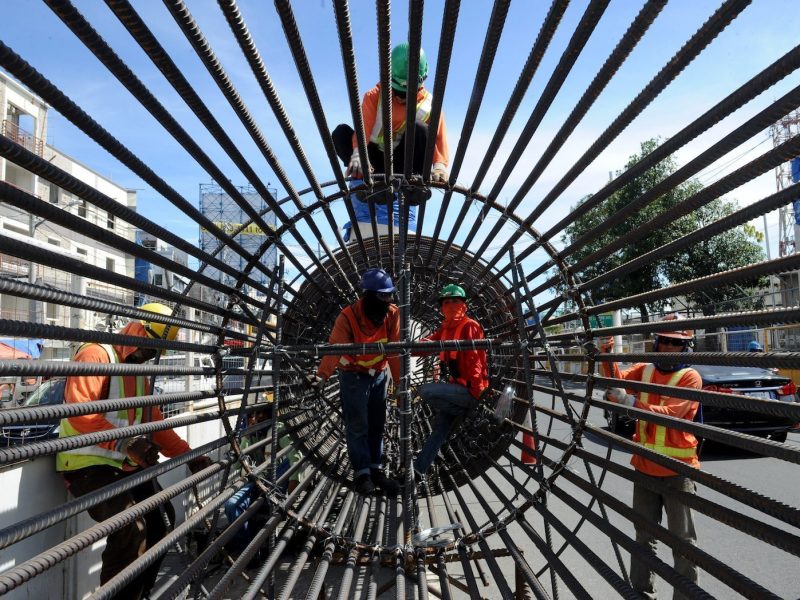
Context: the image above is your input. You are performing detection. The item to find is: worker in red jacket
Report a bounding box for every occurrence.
[414,284,488,476]
[600,313,701,599]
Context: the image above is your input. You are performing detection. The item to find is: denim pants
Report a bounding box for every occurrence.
[630,474,699,600]
[414,382,475,474]
[339,370,388,477]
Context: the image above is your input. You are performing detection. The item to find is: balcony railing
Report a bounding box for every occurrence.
[1,120,44,156]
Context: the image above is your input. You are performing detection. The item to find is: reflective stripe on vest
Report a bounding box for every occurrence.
[370,89,433,149]
[637,364,697,459]
[341,306,389,369]
[56,344,145,471]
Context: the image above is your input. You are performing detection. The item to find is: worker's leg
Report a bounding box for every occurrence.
[366,371,388,468]
[224,482,255,549]
[339,371,374,478]
[414,382,474,474]
[134,479,175,598]
[63,466,149,600]
[630,477,662,600]
[332,124,355,165]
[393,121,429,175]
[663,476,699,600]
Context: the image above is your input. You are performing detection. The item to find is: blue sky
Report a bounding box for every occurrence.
[2,0,799,285]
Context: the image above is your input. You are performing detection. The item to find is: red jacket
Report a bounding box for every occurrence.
[426,317,488,400]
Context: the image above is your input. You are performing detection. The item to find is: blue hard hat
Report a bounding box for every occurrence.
[360,268,396,293]
[748,340,764,352]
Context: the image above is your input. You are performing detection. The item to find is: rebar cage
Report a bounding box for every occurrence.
[0,1,799,598]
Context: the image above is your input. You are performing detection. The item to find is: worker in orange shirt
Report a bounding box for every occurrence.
[307,268,401,496]
[600,313,700,600]
[56,303,211,600]
[332,42,449,182]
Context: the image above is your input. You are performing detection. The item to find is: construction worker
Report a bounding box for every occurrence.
[307,268,401,495]
[56,303,212,600]
[332,42,449,181]
[600,313,701,600]
[414,284,489,476]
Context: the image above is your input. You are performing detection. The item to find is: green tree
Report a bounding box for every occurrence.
[560,139,766,320]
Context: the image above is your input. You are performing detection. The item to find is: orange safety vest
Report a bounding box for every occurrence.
[635,364,698,469]
[340,305,390,376]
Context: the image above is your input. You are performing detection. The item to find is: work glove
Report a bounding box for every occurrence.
[599,336,614,353]
[347,150,364,179]
[431,162,448,184]
[124,436,161,468]
[187,455,213,474]
[605,387,635,407]
[305,373,326,391]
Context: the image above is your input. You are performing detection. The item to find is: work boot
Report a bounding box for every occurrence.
[354,473,375,495]
[370,469,401,496]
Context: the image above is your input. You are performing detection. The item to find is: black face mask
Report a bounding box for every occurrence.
[363,290,390,325]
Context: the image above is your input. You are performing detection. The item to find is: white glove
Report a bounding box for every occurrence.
[431,162,448,183]
[305,374,325,390]
[347,150,363,179]
[605,387,635,407]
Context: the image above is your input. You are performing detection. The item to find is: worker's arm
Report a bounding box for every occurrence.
[317,311,353,379]
[432,109,449,168]
[150,405,191,457]
[63,345,119,452]
[634,370,702,419]
[387,309,401,383]
[411,328,441,357]
[461,322,488,400]
[353,85,380,151]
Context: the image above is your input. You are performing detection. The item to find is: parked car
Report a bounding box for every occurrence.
[604,365,797,442]
[0,378,65,447]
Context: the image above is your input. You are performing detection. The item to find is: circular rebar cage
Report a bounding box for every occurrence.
[0,1,799,599]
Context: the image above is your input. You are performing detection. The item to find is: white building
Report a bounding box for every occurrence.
[0,70,137,359]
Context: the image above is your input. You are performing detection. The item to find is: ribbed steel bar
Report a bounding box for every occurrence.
[425,0,511,267]
[402,0,424,182]
[476,0,754,278]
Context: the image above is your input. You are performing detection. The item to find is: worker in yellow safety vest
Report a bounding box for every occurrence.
[600,313,701,600]
[57,303,212,600]
[332,42,449,182]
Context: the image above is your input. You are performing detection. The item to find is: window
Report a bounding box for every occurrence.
[48,184,59,204]
[106,257,115,272]
[153,273,163,286]
[78,200,87,218]
[47,238,60,247]
[3,222,28,236]
[107,213,115,230]
[45,302,58,322]
[76,247,88,258]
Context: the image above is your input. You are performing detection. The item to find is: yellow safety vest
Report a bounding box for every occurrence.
[637,364,697,460]
[56,344,145,472]
[370,90,433,149]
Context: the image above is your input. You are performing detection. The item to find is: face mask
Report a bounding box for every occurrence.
[441,301,467,323]
[363,291,391,325]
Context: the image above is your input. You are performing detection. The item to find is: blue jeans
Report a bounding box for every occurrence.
[340,370,388,477]
[414,382,476,474]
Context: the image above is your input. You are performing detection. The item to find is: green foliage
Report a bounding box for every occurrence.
[560,139,766,318]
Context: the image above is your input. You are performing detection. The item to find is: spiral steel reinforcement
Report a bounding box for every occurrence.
[0,1,799,598]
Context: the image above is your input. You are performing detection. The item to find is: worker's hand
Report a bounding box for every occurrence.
[347,150,363,179]
[305,373,326,391]
[431,163,448,184]
[599,336,614,353]
[125,437,161,468]
[187,455,213,474]
[605,387,635,407]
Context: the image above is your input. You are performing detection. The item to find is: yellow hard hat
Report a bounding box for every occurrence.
[139,302,179,341]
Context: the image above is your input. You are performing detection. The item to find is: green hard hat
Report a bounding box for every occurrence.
[439,284,466,300]
[391,42,429,92]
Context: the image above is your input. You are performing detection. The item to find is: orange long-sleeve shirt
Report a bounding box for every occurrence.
[601,360,701,476]
[424,318,488,399]
[64,322,191,459]
[355,83,449,168]
[317,299,400,382]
